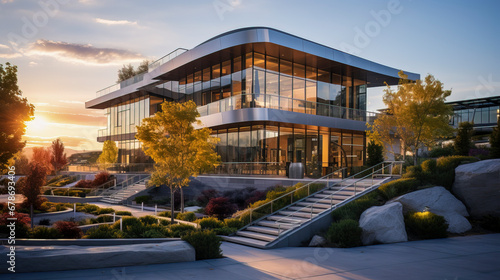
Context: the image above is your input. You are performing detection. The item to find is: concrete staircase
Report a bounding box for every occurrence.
[100,176,149,204]
[224,162,402,249]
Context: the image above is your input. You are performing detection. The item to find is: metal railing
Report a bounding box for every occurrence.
[96,48,188,97]
[232,167,346,224]
[197,93,379,123]
[65,163,154,173]
[272,161,403,235]
[100,174,150,198]
[42,178,116,197]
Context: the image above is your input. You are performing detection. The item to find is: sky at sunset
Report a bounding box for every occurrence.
[1,0,499,152]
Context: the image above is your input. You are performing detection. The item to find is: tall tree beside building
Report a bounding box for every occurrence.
[454,121,474,156]
[50,138,68,174]
[136,100,220,221]
[368,71,454,165]
[0,63,35,172]
[32,147,53,175]
[490,116,500,158]
[97,140,118,167]
[366,140,384,166]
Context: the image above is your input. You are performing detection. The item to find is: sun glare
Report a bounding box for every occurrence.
[26,116,47,133]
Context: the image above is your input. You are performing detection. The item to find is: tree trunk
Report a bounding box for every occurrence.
[170,187,175,224]
[414,148,419,166]
[30,204,34,229]
[180,187,184,213]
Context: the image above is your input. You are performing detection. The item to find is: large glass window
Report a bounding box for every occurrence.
[239,126,251,162]
[254,52,265,70]
[280,59,293,76]
[266,55,279,72]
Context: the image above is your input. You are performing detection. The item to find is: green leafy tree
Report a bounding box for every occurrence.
[117,64,135,82]
[97,140,118,168]
[0,63,35,172]
[368,71,454,165]
[454,121,474,156]
[136,100,220,222]
[136,60,149,74]
[366,140,384,166]
[490,116,500,158]
[50,138,68,174]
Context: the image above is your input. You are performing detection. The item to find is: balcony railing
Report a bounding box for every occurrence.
[197,93,379,123]
[96,48,188,97]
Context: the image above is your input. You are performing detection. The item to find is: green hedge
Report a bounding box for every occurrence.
[326,219,362,248]
[331,195,381,222]
[197,217,224,229]
[30,226,63,239]
[182,230,222,260]
[176,212,196,222]
[378,178,420,200]
[404,211,448,239]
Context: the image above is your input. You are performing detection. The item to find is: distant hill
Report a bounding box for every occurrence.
[23,147,98,161]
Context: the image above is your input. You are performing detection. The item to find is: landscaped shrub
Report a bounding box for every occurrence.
[181,230,223,260]
[134,195,151,204]
[224,218,243,229]
[326,219,362,248]
[331,196,381,222]
[92,171,112,187]
[378,178,419,200]
[97,208,115,215]
[176,212,196,222]
[435,156,477,189]
[243,190,266,208]
[205,197,236,219]
[169,224,196,237]
[53,221,83,239]
[30,226,63,239]
[38,218,51,226]
[140,215,159,225]
[214,227,238,236]
[293,183,325,201]
[115,211,132,216]
[113,217,142,230]
[85,224,123,239]
[142,226,169,238]
[158,211,175,218]
[83,204,100,214]
[480,215,500,232]
[196,189,219,207]
[0,212,31,238]
[429,145,454,158]
[222,187,267,209]
[197,217,224,230]
[75,179,94,189]
[421,159,437,174]
[404,211,448,240]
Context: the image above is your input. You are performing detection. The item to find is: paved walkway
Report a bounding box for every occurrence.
[4,234,500,279]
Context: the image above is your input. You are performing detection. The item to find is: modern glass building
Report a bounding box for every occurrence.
[448,96,500,132]
[85,27,419,177]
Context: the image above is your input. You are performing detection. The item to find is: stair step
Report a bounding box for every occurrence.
[266,214,308,224]
[322,190,357,196]
[305,197,343,204]
[223,236,268,248]
[236,230,277,242]
[256,220,295,230]
[278,210,317,219]
[246,226,281,236]
[287,206,324,214]
[296,202,331,209]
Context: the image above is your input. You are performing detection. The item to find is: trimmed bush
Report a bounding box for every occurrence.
[93,171,112,187]
[83,204,100,214]
[75,179,94,189]
[53,221,83,239]
[205,197,236,219]
[113,217,142,230]
[378,178,419,200]
[421,159,437,174]
[38,218,51,226]
[480,215,500,232]
[134,195,151,204]
[182,230,223,260]
[196,189,219,207]
[30,226,63,239]
[140,215,159,225]
[214,227,237,236]
[326,219,362,248]
[97,207,115,215]
[85,224,124,239]
[224,218,243,229]
[96,215,114,223]
[115,211,132,216]
[404,211,448,239]
[197,217,224,230]
[176,212,196,222]
[331,197,381,222]
[158,211,174,218]
[429,145,454,158]
[169,224,196,237]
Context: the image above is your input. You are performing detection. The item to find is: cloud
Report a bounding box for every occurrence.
[1,0,14,4]
[29,61,38,67]
[95,18,137,26]
[0,43,21,58]
[36,110,106,127]
[59,100,84,104]
[26,39,145,65]
[23,135,97,149]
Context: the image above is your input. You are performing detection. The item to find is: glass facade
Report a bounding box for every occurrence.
[98,51,370,176]
[450,106,500,128]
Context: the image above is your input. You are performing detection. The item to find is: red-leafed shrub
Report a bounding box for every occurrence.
[93,171,112,187]
[75,179,94,189]
[205,197,236,219]
[197,189,219,207]
[53,221,83,239]
[0,212,31,238]
[244,191,266,207]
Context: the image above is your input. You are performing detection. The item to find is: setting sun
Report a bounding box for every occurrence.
[26,115,47,133]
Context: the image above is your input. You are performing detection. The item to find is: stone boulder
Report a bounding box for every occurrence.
[452,159,500,218]
[392,186,471,233]
[308,235,327,247]
[359,202,407,245]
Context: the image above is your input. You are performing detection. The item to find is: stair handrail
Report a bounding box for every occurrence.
[231,167,346,227]
[273,161,404,233]
[101,175,150,198]
[87,179,117,196]
[100,174,148,197]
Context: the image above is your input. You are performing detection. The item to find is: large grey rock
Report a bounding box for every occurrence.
[392,186,471,233]
[308,235,326,247]
[359,202,407,245]
[452,159,500,218]
[6,241,195,273]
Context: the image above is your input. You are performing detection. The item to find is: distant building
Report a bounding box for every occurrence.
[68,151,100,165]
[448,95,500,132]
